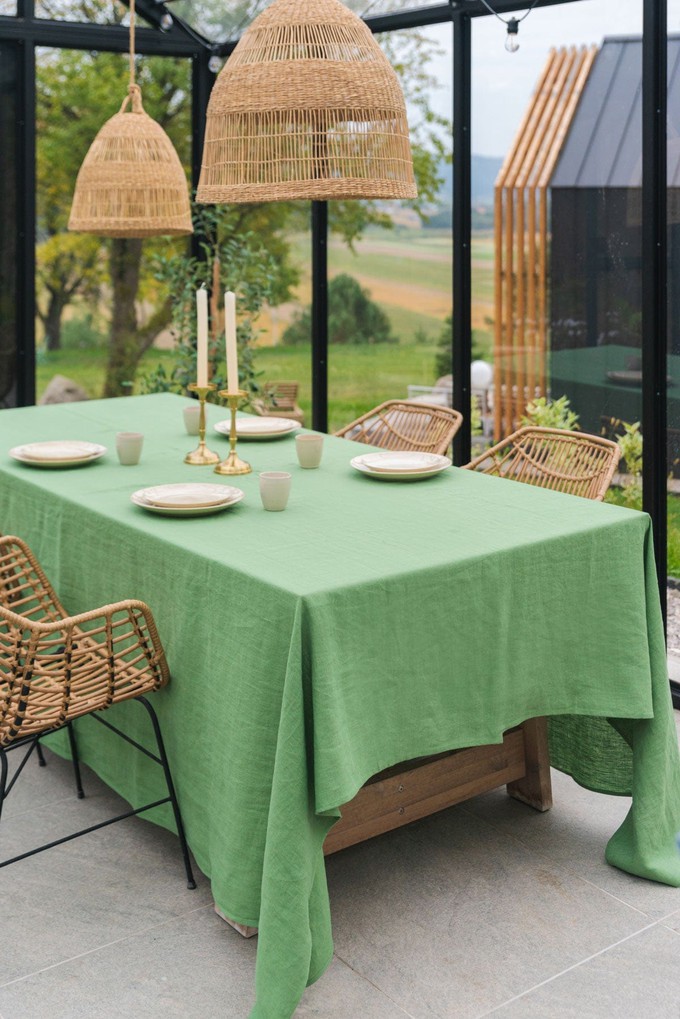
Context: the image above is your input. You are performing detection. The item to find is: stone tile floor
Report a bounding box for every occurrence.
[1,712,679,1018]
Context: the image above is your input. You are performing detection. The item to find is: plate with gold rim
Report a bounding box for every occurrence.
[215,417,300,440]
[10,441,107,468]
[131,486,245,517]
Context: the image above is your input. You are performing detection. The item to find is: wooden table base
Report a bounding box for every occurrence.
[215,718,552,937]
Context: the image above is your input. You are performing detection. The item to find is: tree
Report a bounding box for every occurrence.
[35,234,103,351]
[144,206,281,401]
[282,274,396,347]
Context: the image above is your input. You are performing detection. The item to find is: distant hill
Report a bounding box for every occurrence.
[437,155,504,206]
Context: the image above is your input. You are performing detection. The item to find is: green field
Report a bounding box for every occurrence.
[37,342,442,435]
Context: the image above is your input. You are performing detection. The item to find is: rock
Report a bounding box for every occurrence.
[39,375,89,405]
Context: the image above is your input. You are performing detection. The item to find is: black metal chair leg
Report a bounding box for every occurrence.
[67,722,85,799]
[0,748,7,824]
[36,741,46,767]
[138,696,197,890]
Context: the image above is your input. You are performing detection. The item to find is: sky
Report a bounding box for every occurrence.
[415,0,676,159]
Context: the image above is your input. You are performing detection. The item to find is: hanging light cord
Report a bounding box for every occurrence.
[129,0,136,91]
[475,0,541,27]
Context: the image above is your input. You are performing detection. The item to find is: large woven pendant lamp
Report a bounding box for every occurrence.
[68,0,192,237]
[196,0,417,204]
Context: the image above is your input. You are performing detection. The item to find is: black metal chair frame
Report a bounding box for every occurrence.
[0,694,196,889]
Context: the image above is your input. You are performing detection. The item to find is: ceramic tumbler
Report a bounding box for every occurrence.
[116,432,144,466]
[259,471,291,512]
[295,434,324,469]
[183,404,201,436]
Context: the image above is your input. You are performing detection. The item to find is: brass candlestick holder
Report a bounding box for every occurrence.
[184,383,220,466]
[215,389,252,476]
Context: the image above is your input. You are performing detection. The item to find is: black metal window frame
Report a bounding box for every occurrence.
[1,0,675,703]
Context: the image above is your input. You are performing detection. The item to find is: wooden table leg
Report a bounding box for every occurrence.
[507,717,553,811]
[214,903,258,938]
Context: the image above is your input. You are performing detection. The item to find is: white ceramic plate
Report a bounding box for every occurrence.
[214,416,300,441]
[358,451,449,474]
[142,483,238,509]
[131,486,244,517]
[10,441,107,468]
[350,455,451,481]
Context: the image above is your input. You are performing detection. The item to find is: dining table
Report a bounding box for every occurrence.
[1,392,679,1018]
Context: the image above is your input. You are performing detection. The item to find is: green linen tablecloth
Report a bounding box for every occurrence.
[1,393,679,1018]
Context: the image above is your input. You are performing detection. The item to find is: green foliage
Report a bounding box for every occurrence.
[282,274,396,347]
[143,206,280,401]
[434,315,485,379]
[521,395,580,432]
[614,421,643,508]
[60,315,108,349]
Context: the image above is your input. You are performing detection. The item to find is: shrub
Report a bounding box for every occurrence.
[521,395,580,431]
[282,274,396,346]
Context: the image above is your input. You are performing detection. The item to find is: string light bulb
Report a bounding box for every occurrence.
[476,0,539,54]
[505,18,520,53]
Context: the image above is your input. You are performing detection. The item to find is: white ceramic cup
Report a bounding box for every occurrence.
[116,432,144,466]
[183,404,201,436]
[295,433,324,469]
[259,471,291,512]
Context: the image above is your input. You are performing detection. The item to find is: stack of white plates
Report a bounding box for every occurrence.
[131,483,244,517]
[9,440,107,468]
[350,451,451,481]
[214,416,299,441]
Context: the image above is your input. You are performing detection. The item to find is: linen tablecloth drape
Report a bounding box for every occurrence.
[1,394,679,1018]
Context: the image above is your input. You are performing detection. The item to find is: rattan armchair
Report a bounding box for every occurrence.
[464,426,620,501]
[0,535,195,886]
[335,400,463,456]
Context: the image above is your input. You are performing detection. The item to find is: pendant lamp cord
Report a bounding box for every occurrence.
[129,0,136,92]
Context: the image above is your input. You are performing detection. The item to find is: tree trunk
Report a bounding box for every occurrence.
[44,291,67,352]
[103,237,143,398]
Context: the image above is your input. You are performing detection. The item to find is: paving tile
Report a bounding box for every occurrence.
[325,806,651,1019]
[0,907,256,1019]
[1,747,94,820]
[461,767,680,920]
[485,923,680,1018]
[297,957,415,1017]
[0,781,211,985]
[662,909,680,933]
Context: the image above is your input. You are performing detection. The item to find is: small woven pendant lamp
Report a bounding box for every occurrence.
[68,0,192,237]
[196,0,417,204]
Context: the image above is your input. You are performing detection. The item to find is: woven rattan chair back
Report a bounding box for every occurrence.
[464,427,620,501]
[335,400,463,456]
[0,535,168,748]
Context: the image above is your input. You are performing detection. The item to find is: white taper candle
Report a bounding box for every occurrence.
[196,286,208,388]
[225,291,239,395]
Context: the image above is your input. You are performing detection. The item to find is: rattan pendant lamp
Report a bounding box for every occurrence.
[196,0,417,204]
[68,0,192,237]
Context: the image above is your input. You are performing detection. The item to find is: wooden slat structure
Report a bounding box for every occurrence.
[494,45,597,439]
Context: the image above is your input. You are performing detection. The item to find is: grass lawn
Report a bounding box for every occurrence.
[36,342,443,435]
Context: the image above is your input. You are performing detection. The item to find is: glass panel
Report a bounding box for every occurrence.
[35,0,151,27]
[249,205,312,428]
[0,42,18,407]
[169,0,430,45]
[473,1,643,472]
[325,24,453,434]
[0,1,17,15]
[35,48,191,401]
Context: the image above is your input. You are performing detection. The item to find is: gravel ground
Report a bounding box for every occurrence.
[667,586,680,655]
